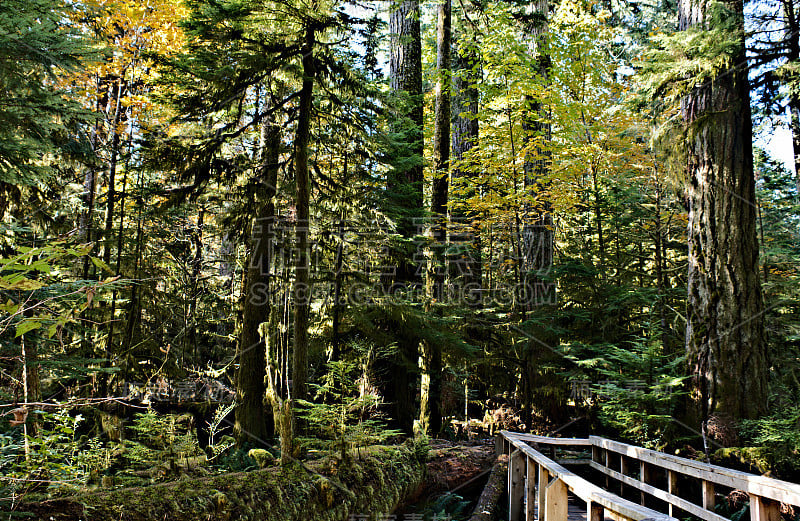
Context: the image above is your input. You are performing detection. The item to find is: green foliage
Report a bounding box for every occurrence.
[638,1,744,106]
[205,403,236,461]
[126,410,199,460]
[0,409,109,511]
[298,344,401,461]
[739,400,800,474]
[565,334,689,448]
[0,0,94,185]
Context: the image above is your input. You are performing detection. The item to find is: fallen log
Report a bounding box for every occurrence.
[19,442,427,521]
[469,454,509,521]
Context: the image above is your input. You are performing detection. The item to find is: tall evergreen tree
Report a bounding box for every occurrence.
[420,0,451,436]
[0,0,92,208]
[679,0,769,431]
[386,0,424,434]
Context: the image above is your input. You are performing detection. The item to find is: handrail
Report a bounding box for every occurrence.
[498,431,800,521]
[591,436,800,506]
[505,432,593,446]
[498,431,676,521]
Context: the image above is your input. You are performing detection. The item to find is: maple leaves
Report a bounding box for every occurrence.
[60,0,187,128]
[449,0,650,226]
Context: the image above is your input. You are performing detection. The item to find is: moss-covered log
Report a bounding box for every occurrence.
[468,454,508,521]
[22,444,427,521]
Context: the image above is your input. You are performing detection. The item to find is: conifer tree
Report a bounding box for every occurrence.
[679,0,769,430]
[0,0,92,206]
[420,0,451,436]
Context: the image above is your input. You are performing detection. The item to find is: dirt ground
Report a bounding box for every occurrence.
[423,438,497,494]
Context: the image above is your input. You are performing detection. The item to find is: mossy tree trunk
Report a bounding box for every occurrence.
[234,118,280,447]
[292,23,317,412]
[680,0,768,430]
[420,0,451,438]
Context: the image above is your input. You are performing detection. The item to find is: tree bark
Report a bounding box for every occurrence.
[421,0,451,437]
[388,0,423,435]
[235,120,280,447]
[680,0,768,427]
[519,0,564,426]
[451,27,482,306]
[292,25,316,409]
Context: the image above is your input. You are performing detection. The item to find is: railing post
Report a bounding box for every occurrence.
[545,477,569,521]
[750,495,781,521]
[619,455,628,496]
[701,480,715,511]
[604,449,611,489]
[538,464,550,521]
[667,469,678,517]
[640,461,652,506]
[509,449,524,521]
[587,500,604,521]
[526,457,536,521]
[496,434,504,456]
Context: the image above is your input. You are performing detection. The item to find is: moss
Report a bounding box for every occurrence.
[22,444,426,521]
[247,448,274,468]
[713,446,774,474]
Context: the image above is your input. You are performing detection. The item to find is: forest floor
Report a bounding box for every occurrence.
[423,438,497,494]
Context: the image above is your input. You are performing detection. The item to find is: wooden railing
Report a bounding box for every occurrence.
[497,431,800,521]
[590,436,800,521]
[498,431,676,521]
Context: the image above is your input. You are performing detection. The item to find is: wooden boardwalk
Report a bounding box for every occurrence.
[525,483,621,521]
[498,431,800,521]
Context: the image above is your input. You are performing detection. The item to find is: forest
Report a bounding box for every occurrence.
[0,0,799,518]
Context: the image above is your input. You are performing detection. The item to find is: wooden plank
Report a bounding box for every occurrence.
[501,435,675,521]
[540,464,550,521]
[620,455,629,496]
[589,461,729,521]
[556,459,592,466]
[588,500,604,521]
[546,477,569,521]
[640,462,652,506]
[750,494,781,521]
[527,457,536,521]
[503,432,592,446]
[510,450,525,521]
[667,470,678,518]
[702,480,715,510]
[606,510,632,521]
[591,436,800,506]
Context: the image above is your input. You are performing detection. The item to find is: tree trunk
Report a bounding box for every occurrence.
[451,26,482,306]
[188,209,204,361]
[680,0,768,428]
[520,0,564,426]
[388,0,423,436]
[234,120,280,447]
[421,0,451,437]
[389,0,424,230]
[784,0,800,196]
[331,142,348,363]
[292,25,316,409]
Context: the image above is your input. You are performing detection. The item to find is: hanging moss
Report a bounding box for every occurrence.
[21,442,427,521]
